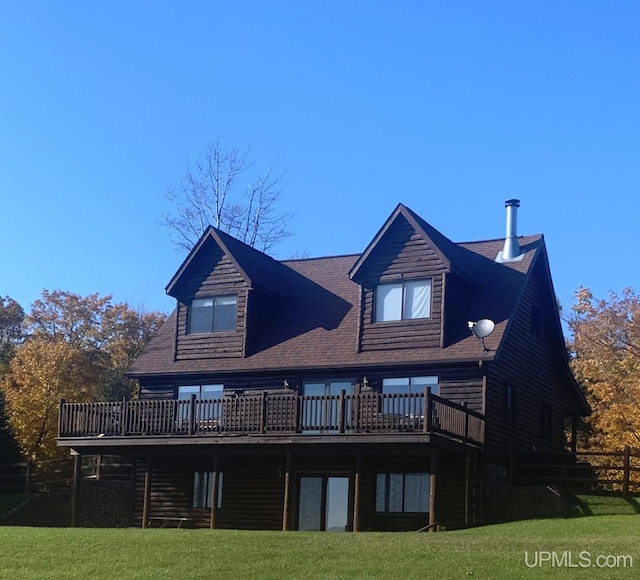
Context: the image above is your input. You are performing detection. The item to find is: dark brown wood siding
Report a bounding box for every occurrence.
[356,216,448,352]
[131,447,472,531]
[133,454,285,530]
[485,256,572,469]
[137,366,484,412]
[174,243,249,360]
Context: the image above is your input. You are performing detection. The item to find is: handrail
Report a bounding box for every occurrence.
[58,391,485,445]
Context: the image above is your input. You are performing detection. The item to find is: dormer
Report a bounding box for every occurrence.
[165,226,288,360]
[349,204,476,352]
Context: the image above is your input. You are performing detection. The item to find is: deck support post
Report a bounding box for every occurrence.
[429,448,439,532]
[142,453,152,529]
[465,448,470,526]
[210,453,219,529]
[570,416,578,454]
[353,454,362,532]
[71,451,81,527]
[282,452,292,530]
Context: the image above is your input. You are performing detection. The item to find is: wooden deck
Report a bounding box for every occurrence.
[58,390,484,446]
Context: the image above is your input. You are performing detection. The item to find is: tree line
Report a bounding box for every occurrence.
[0,291,165,462]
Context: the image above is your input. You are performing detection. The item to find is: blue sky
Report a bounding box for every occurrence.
[1,1,639,327]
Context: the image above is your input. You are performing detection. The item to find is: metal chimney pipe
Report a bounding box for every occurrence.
[503,199,520,260]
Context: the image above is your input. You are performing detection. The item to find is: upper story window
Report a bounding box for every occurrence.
[382,376,439,396]
[188,295,237,333]
[375,279,432,322]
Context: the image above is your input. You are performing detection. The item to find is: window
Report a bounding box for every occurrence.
[301,380,354,434]
[540,401,552,441]
[376,473,429,513]
[375,279,432,322]
[381,377,438,420]
[502,384,515,425]
[382,376,439,396]
[188,295,237,333]
[192,471,223,509]
[178,384,224,422]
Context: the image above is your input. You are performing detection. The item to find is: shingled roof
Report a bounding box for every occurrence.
[128,208,547,379]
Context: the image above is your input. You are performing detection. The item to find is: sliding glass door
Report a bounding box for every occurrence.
[298,475,349,531]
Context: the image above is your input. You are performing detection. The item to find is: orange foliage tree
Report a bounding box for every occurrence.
[569,287,640,450]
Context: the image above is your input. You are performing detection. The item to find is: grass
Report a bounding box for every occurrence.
[0,515,639,579]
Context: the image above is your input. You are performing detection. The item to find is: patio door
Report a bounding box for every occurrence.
[297,475,349,531]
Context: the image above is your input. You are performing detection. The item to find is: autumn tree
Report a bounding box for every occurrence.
[569,287,640,450]
[2,338,96,459]
[0,290,165,460]
[160,141,293,253]
[0,296,24,463]
[27,290,166,400]
[0,295,25,370]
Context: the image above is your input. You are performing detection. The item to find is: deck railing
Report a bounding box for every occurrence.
[58,389,484,445]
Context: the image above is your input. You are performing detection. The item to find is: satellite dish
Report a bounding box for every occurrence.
[467,319,495,353]
[468,319,495,339]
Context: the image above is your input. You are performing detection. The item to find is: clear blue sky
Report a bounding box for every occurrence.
[1,1,639,326]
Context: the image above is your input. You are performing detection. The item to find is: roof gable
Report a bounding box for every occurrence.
[166,226,290,298]
[349,203,476,284]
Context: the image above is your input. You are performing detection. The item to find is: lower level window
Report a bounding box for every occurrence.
[376,472,429,513]
[192,471,224,509]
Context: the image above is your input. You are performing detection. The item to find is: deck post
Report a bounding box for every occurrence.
[142,453,152,528]
[121,397,128,436]
[338,389,346,433]
[282,452,292,530]
[570,417,578,454]
[210,453,219,529]
[423,387,432,433]
[463,402,469,441]
[260,391,267,435]
[353,454,362,532]
[71,452,81,527]
[429,448,439,531]
[58,399,65,438]
[188,394,197,436]
[464,448,470,526]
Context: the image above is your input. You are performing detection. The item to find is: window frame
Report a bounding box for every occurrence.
[187,294,238,334]
[375,472,430,514]
[374,278,432,322]
[192,471,224,509]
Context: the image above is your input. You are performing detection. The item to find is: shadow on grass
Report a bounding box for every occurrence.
[566,490,640,517]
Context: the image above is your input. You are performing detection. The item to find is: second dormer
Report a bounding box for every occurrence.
[349,204,476,352]
[165,226,288,360]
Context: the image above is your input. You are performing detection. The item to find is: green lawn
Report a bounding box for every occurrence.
[0,515,639,579]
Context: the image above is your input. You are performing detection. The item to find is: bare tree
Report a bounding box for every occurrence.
[161,142,293,253]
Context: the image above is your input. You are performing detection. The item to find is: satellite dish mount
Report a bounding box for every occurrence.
[468,319,495,353]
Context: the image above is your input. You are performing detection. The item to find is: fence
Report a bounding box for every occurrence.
[510,446,640,495]
[0,455,133,494]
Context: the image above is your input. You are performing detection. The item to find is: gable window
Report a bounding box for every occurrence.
[375,279,432,322]
[376,472,429,513]
[192,471,224,509]
[188,295,237,334]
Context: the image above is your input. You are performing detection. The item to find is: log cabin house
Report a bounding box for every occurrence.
[57,200,589,531]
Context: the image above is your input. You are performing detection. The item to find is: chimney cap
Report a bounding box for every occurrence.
[505,199,520,207]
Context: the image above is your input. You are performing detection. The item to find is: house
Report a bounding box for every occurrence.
[57,200,589,531]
